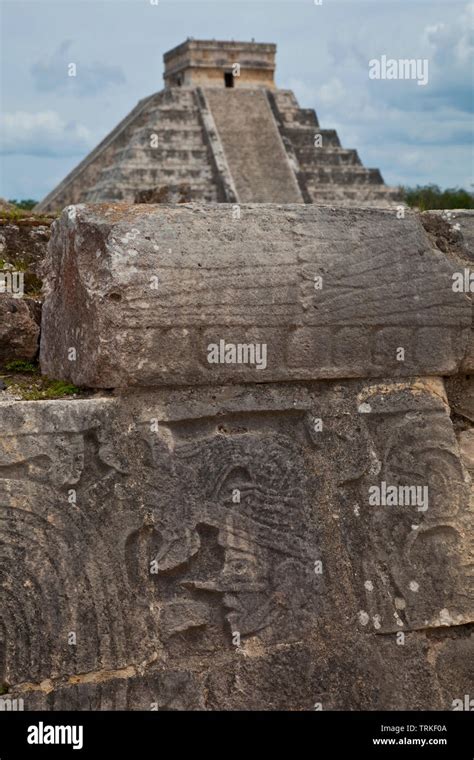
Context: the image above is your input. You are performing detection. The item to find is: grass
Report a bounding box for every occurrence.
[0,208,57,224]
[0,208,29,221]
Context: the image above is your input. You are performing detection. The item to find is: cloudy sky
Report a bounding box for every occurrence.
[0,0,472,202]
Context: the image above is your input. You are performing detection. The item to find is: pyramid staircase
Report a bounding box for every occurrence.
[268,90,401,207]
[36,86,401,211]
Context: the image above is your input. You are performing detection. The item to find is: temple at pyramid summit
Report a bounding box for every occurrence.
[36,39,401,211]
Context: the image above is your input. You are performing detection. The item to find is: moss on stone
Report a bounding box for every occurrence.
[4,359,39,373]
[1,368,82,400]
[19,380,81,400]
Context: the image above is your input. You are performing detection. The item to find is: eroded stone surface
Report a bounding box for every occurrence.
[0,216,51,366]
[421,210,474,372]
[445,375,474,423]
[1,378,472,710]
[40,204,472,388]
[0,216,52,293]
[459,429,474,472]
[422,210,474,263]
[0,295,40,365]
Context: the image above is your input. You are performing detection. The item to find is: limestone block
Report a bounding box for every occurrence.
[445,374,474,422]
[422,209,474,262]
[0,217,51,293]
[40,204,471,388]
[461,323,474,371]
[421,211,474,371]
[1,378,472,709]
[459,428,474,472]
[453,210,474,261]
[0,295,40,365]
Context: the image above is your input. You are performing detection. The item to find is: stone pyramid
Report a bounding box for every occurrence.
[36,39,401,212]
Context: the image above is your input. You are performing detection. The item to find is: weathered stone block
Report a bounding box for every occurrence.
[1,378,472,709]
[422,209,474,262]
[0,295,40,365]
[459,428,474,472]
[445,374,474,422]
[421,210,474,372]
[40,204,471,388]
[0,216,52,294]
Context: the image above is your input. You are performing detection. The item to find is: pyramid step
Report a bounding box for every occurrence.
[109,145,210,163]
[277,108,319,128]
[145,107,201,123]
[104,176,217,191]
[99,160,212,176]
[270,91,319,126]
[158,90,197,105]
[284,127,341,148]
[149,148,209,161]
[125,137,208,152]
[93,165,216,184]
[112,138,207,154]
[296,109,319,127]
[303,166,384,185]
[133,122,204,135]
[296,147,361,167]
[306,184,402,206]
[86,182,219,203]
[271,89,300,110]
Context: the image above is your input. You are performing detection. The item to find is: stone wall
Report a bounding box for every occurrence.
[0,212,53,367]
[163,39,277,89]
[1,204,473,711]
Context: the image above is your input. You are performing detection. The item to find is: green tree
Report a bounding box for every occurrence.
[402,185,474,211]
[8,199,38,210]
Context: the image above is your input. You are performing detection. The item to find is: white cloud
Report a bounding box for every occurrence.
[31,40,126,97]
[424,2,474,66]
[317,78,347,109]
[285,77,318,106]
[0,111,95,156]
[420,2,474,111]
